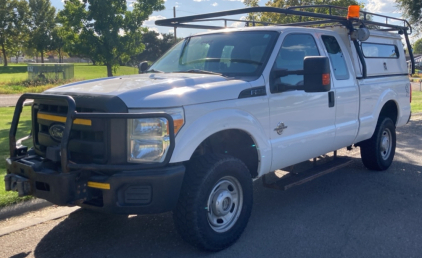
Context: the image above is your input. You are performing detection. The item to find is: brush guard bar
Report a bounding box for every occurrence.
[9,93,176,173]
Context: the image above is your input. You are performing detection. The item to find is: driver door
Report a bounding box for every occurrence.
[268,33,337,171]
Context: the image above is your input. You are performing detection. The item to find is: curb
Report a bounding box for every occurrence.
[0,199,52,221]
[0,206,79,237]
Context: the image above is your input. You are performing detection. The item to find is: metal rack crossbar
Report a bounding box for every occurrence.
[287,5,411,33]
[155,5,415,75]
[155,6,412,33]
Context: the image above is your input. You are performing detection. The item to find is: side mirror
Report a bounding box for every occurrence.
[138,61,149,74]
[303,56,331,93]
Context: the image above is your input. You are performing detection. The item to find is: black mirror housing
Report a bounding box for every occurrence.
[138,61,149,74]
[303,56,331,93]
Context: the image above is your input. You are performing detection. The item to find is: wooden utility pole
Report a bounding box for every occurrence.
[173,6,177,42]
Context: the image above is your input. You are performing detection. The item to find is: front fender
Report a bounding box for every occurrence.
[169,108,272,177]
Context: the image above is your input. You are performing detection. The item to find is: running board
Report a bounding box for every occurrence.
[262,156,354,191]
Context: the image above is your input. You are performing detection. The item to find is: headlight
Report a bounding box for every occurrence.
[127,108,184,163]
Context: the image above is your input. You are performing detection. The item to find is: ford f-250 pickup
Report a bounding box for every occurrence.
[5,5,414,251]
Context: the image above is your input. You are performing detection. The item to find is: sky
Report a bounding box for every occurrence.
[50,0,419,42]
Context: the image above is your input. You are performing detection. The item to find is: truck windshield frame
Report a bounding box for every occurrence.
[149,31,279,79]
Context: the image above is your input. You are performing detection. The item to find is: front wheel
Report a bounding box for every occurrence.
[173,154,253,251]
[360,117,396,171]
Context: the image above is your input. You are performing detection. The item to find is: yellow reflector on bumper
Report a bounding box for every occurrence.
[37,113,92,126]
[87,182,110,190]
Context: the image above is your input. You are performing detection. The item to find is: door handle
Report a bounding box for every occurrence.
[328,91,335,107]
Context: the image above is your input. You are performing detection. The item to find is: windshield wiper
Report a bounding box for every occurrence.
[173,69,224,76]
[146,69,164,73]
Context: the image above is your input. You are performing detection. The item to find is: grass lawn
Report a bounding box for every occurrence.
[0,63,138,94]
[0,106,33,208]
[411,91,422,113]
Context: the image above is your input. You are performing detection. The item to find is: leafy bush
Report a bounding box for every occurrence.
[22,78,69,87]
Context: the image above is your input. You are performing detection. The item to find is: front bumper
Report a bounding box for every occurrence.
[5,156,185,214]
[6,93,184,214]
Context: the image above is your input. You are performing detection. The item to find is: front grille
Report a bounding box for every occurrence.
[33,101,108,164]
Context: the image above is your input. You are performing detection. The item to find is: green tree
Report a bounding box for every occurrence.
[28,0,56,63]
[133,30,181,64]
[244,0,363,25]
[50,26,67,63]
[0,0,29,66]
[58,0,165,77]
[396,0,422,33]
[414,38,422,54]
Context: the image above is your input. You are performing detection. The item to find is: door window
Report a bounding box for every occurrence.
[321,35,349,80]
[271,34,320,93]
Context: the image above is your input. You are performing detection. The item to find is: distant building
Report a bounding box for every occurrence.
[406,54,422,73]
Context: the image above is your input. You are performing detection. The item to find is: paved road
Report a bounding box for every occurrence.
[1,116,422,258]
[0,94,21,107]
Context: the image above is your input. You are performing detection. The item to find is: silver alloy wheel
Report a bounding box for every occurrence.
[207,176,243,233]
[380,128,392,160]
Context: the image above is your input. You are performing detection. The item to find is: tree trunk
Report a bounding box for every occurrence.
[58,48,60,63]
[1,43,8,67]
[106,63,113,77]
[41,51,44,63]
[36,53,38,63]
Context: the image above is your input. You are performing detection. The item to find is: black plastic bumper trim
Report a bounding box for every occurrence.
[6,156,185,214]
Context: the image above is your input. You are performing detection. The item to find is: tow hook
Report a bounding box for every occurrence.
[4,174,31,197]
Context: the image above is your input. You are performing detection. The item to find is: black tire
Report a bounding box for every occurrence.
[173,154,253,251]
[360,117,396,171]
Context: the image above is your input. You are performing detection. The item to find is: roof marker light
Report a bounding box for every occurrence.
[347,5,360,19]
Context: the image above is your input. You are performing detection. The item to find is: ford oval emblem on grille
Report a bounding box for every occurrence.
[49,124,65,141]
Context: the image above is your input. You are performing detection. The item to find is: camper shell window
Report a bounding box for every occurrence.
[361,43,399,59]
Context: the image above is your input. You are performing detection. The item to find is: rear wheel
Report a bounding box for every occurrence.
[173,154,253,251]
[360,117,396,171]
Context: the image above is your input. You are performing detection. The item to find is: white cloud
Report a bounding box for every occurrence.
[365,0,399,14]
[144,15,166,28]
[211,2,218,6]
[194,0,209,2]
[147,27,164,39]
[231,16,246,27]
[148,15,167,21]
[148,27,159,33]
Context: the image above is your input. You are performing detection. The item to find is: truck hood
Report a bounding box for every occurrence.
[44,73,251,108]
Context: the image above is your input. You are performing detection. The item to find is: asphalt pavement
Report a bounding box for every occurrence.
[1,116,422,258]
[0,94,21,107]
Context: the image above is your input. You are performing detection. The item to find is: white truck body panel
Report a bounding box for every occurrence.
[44,25,411,177]
[46,73,251,108]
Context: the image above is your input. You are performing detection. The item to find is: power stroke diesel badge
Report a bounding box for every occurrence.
[49,124,65,141]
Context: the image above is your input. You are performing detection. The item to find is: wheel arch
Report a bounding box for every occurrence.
[378,99,399,126]
[169,108,272,178]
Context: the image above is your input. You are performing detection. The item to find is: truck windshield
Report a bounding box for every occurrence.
[149,31,279,78]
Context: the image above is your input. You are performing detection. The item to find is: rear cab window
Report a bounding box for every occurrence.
[321,35,349,80]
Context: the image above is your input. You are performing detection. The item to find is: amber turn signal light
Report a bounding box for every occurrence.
[347,5,360,19]
[322,74,330,86]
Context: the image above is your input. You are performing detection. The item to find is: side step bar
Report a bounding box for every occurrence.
[263,155,354,191]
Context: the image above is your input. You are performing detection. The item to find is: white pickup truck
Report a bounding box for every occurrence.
[5,5,414,251]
